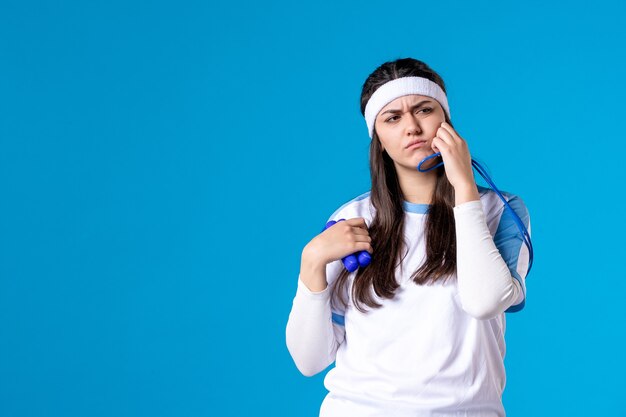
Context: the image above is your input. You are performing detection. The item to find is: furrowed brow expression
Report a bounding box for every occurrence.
[378,99,436,124]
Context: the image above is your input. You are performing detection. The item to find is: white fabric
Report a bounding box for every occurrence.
[454,200,525,319]
[364,76,451,139]
[285,186,531,416]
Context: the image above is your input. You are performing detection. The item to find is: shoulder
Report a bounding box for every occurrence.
[326,190,374,227]
[477,185,530,225]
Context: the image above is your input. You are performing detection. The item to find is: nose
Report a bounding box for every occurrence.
[405,113,422,135]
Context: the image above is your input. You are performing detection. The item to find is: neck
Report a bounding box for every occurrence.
[395,162,438,205]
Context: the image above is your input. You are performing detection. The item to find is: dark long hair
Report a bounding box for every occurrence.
[333,57,460,314]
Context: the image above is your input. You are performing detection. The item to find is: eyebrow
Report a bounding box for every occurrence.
[379,100,433,117]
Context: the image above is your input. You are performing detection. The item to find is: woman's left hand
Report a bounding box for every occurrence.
[431,121,476,190]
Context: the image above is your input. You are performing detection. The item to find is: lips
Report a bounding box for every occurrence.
[406,140,427,149]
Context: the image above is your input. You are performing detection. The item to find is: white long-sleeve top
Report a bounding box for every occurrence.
[285,186,532,417]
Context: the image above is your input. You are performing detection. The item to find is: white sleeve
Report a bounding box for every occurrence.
[285,266,345,377]
[453,199,526,320]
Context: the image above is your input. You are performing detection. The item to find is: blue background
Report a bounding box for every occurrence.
[1,0,625,416]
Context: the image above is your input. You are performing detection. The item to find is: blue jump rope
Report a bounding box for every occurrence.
[322,152,534,275]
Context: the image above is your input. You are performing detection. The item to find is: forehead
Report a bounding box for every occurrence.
[380,94,432,110]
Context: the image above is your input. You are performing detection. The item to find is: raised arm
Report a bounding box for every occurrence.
[286,216,370,375]
[453,198,526,320]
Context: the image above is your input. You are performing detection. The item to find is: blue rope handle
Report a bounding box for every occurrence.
[417,152,533,275]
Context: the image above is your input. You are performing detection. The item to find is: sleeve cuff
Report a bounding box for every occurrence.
[453,199,483,213]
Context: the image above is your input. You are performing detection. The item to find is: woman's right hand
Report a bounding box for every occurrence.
[302,217,373,267]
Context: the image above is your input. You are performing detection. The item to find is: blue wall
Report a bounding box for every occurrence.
[1,0,625,416]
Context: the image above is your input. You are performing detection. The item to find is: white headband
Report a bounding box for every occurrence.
[364,76,451,139]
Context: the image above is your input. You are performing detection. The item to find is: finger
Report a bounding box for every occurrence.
[345,217,369,230]
[436,125,455,144]
[432,136,450,152]
[352,232,372,242]
[431,138,440,153]
[352,226,370,236]
[441,122,463,142]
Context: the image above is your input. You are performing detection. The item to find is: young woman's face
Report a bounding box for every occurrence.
[374,94,446,171]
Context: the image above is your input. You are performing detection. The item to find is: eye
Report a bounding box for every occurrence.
[385,107,433,123]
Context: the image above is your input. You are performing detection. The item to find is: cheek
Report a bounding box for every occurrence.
[427,123,443,137]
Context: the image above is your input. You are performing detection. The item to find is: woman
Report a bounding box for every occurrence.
[285,57,531,417]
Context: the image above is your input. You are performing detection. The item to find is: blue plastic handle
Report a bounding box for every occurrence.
[322,219,372,272]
